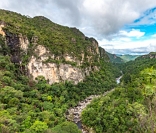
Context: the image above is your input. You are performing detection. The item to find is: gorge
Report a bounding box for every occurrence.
[0,9,156,133]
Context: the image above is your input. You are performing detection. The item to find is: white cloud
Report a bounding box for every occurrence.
[0,0,156,37]
[152,34,156,37]
[0,0,156,54]
[99,35,156,54]
[119,29,145,38]
[131,8,156,26]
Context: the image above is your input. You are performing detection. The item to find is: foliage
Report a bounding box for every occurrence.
[117,54,140,62]
[0,9,122,133]
[0,31,118,133]
[106,52,125,63]
[82,59,156,133]
[0,9,102,68]
[51,121,81,133]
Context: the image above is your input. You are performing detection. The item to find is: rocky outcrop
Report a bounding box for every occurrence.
[4,32,29,63]
[27,45,90,84]
[99,47,109,60]
[28,58,85,84]
[66,89,115,133]
[0,23,5,36]
[3,30,101,84]
[1,22,103,85]
[141,52,156,59]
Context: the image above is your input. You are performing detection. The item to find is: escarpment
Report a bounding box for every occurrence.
[27,45,86,84]
[0,9,108,84]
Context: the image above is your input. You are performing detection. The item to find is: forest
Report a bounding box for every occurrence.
[0,9,156,133]
[82,53,156,133]
[0,9,119,133]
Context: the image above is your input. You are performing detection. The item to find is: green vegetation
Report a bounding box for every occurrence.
[0,9,120,132]
[0,45,118,133]
[120,53,156,84]
[106,52,125,63]
[0,9,101,68]
[2,9,156,133]
[82,54,156,133]
[116,54,140,62]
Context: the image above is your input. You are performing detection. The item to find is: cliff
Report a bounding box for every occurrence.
[0,9,108,84]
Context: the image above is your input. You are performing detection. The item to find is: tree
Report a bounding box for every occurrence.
[29,120,48,133]
[51,121,81,133]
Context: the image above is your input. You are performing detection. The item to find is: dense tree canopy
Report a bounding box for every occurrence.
[82,55,156,133]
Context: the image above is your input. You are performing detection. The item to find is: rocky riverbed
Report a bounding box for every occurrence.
[66,89,115,133]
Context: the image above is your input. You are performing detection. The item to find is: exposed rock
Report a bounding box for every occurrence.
[0,23,5,36]
[5,32,29,63]
[28,56,85,84]
[66,89,115,133]
[63,53,81,66]
[90,37,99,55]
[34,45,50,57]
[27,45,86,84]
[18,34,29,52]
[99,47,110,62]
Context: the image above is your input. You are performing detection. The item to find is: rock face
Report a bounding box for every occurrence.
[0,23,5,37]
[3,30,101,84]
[27,45,92,84]
[5,32,29,63]
[1,21,103,85]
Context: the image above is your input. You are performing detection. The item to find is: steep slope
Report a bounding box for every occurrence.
[0,9,110,85]
[82,53,156,133]
[0,9,119,133]
[120,52,156,84]
[137,52,156,60]
[106,52,124,63]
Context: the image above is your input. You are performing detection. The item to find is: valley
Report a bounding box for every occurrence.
[0,9,156,133]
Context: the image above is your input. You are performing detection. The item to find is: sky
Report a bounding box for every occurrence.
[0,0,156,55]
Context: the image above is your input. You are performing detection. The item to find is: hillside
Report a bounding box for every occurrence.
[82,53,156,133]
[106,52,124,63]
[0,9,120,133]
[0,9,116,85]
[116,54,140,62]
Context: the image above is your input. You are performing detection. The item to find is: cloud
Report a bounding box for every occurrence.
[132,7,156,26]
[51,0,84,25]
[1,0,156,37]
[106,48,149,55]
[119,29,145,38]
[0,0,156,54]
[82,0,156,36]
[152,34,156,37]
[98,32,156,55]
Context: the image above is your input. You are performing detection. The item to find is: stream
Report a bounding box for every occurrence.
[116,71,123,84]
[66,74,122,133]
[66,89,115,133]
[116,75,122,84]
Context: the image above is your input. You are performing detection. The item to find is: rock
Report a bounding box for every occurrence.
[27,45,97,84]
[66,88,115,132]
[0,23,5,36]
[5,32,29,63]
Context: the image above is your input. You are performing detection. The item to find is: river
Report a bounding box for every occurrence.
[116,71,123,84]
[66,74,122,133]
[66,89,115,133]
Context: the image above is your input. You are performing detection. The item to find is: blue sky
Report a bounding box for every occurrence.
[0,0,156,55]
[98,6,156,55]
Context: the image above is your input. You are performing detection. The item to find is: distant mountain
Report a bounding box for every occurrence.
[136,52,156,60]
[106,52,125,63]
[116,54,140,62]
